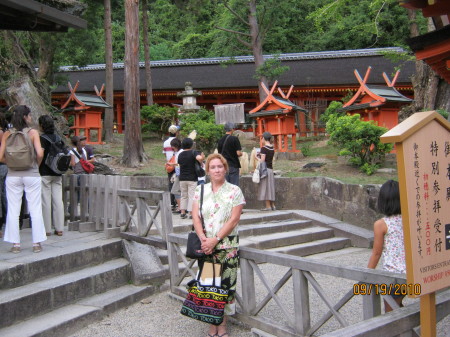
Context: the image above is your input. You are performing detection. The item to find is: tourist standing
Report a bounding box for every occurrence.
[367,180,406,312]
[163,125,178,210]
[178,137,204,219]
[38,115,65,236]
[0,113,8,238]
[169,137,182,213]
[0,105,46,253]
[217,122,242,186]
[257,132,276,211]
[192,153,245,337]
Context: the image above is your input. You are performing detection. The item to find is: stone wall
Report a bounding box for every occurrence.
[130,176,382,230]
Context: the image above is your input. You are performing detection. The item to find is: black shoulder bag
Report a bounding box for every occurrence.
[185,184,206,259]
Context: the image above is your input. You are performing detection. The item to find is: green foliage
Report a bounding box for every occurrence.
[254,56,290,83]
[173,33,214,59]
[140,104,178,138]
[326,113,393,175]
[437,109,449,120]
[321,101,344,124]
[179,108,223,155]
[300,144,312,157]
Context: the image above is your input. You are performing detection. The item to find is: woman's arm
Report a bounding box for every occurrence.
[259,153,266,163]
[367,218,387,269]
[30,129,44,165]
[200,203,244,255]
[0,131,10,162]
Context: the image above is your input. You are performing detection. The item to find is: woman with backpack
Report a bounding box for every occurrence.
[38,115,65,236]
[0,105,46,253]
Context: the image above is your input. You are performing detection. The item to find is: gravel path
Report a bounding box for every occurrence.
[69,247,449,337]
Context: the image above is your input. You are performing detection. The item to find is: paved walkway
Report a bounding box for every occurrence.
[2,211,449,337]
[67,245,450,337]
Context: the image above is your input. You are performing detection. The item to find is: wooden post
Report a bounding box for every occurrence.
[79,174,88,222]
[88,174,96,223]
[362,291,381,319]
[421,293,436,337]
[69,174,78,221]
[292,269,310,335]
[240,258,256,315]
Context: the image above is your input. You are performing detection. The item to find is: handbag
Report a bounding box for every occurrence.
[73,149,94,174]
[185,184,206,259]
[194,160,205,178]
[259,161,268,179]
[180,262,228,325]
[165,155,176,173]
[252,162,260,183]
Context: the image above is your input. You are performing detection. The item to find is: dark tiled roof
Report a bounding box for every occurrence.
[67,94,111,108]
[53,48,415,93]
[366,85,413,102]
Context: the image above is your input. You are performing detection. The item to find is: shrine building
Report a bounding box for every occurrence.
[51,47,415,134]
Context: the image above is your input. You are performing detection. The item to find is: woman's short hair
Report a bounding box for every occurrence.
[205,153,228,173]
[170,137,181,150]
[11,105,31,131]
[378,180,401,216]
[38,115,55,134]
[181,137,193,150]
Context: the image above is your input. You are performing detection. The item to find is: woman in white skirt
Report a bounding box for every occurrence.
[257,132,276,211]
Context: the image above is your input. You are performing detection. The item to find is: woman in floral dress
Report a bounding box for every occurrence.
[192,153,246,337]
[367,180,405,312]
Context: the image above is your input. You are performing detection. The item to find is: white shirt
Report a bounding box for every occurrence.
[70,148,88,164]
[163,136,175,161]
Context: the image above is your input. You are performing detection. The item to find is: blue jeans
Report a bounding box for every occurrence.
[226,166,240,186]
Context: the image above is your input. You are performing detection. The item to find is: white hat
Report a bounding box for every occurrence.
[168,125,178,134]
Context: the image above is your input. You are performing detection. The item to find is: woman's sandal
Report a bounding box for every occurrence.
[216,333,228,337]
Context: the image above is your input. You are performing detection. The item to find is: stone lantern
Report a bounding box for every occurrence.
[177,82,202,113]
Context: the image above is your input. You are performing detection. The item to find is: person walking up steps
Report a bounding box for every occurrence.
[218,122,242,186]
[0,105,46,253]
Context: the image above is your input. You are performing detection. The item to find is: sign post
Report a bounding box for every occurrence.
[380,111,450,337]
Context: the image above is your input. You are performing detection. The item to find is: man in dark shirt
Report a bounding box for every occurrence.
[217,122,242,186]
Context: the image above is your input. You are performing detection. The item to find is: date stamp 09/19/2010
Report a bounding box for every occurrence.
[353,283,422,296]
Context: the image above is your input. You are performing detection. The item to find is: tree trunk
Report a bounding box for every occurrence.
[249,0,267,102]
[122,0,146,167]
[405,13,449,117]
[141,0,154,105]
[2,32,49,126]
[103,0,114,142]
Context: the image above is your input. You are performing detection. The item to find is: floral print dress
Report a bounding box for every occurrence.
[193,181,246,315]
[382,215,406,274]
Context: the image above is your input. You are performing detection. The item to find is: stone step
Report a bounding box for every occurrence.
[0,258,130,328]
[269,237,352,257]
[0,239,122,290]
[240,227,335,250]
[0,283,167,337]
[238,219,312,237]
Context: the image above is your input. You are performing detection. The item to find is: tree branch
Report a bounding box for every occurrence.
[236,36,252,49]
[215,26,251,37]
[223,2,249,26]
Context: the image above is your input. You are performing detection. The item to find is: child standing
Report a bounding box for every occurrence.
[367,179,405,312]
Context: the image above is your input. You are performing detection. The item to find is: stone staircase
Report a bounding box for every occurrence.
[154,211,357,271]
[0,234,166,337]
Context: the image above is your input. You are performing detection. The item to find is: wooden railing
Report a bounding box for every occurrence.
[167,233,450,337]
[62,174,173,244]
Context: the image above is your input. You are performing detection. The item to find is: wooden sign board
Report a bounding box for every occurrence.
[381,111,450,297]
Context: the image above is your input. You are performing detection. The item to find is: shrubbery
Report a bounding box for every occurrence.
[141,104,178,139]
[326,113,393,175]
[178,108,224,155]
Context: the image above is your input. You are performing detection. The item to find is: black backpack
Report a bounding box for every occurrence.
[41,134,71,174]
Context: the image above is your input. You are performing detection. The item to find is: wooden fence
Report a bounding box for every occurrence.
[62,174,450,336]
[167,232,450,337]
[62,174,173,242]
